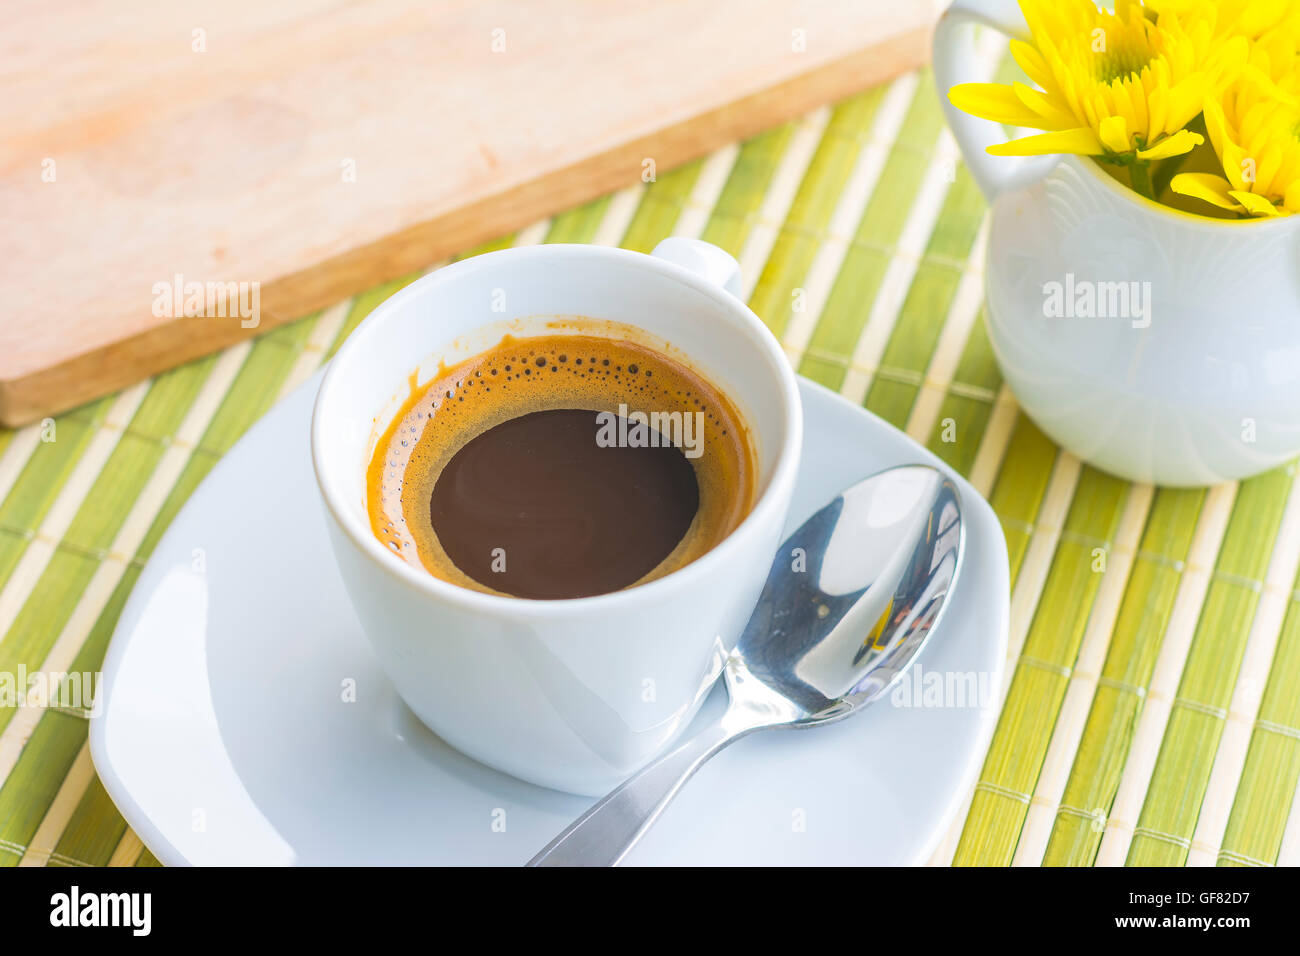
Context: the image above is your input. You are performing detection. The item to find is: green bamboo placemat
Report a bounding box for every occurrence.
[3,48,1299,868]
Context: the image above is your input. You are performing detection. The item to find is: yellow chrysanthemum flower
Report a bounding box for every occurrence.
[1172,25,1300,217]
[949,0,1247,194]
[1145,0,1292,39]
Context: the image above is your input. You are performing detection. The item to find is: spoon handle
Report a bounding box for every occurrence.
[527,718,743,866]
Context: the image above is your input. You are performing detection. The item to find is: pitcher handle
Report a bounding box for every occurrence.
[933,0,1060,203]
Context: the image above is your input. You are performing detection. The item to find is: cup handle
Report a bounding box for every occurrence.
[651,238,744,298]
[933,0,1060,203]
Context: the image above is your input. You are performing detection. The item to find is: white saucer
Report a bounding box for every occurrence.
[91,372,1009,866]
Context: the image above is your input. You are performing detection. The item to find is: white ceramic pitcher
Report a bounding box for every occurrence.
[934,0,1300,487]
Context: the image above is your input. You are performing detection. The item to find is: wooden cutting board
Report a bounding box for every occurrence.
[0,0,938,426]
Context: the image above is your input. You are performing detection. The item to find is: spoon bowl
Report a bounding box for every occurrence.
[734,464,962,725]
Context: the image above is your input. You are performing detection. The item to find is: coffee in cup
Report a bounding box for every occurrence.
[366,323,756,599]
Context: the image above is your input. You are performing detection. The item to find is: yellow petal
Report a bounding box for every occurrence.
[1008,39,1053,90]
[1230,191,1285,217]
[1222,141,1253,192]
[1011,82,1078,130]
[1166,81,1207,130]
[1202,97,1229,158]
[1136,130,1204,161]
[1285,181,1300,215]
[1254,142,1284,198]
[948,83,1047,128]
[1147,88,1170,141]
[1224,1,1289,40]
[987,128,1105,157]
[1099,115,1131,154]
[1171,173,1244,211]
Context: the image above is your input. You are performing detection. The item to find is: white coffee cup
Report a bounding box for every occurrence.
[311,239,803,795]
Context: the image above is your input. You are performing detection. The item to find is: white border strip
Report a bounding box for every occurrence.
[0,385,149,637]
[1012,482,1155,865]
[1095,480,1239,865]
[838,128,964,405]
[16,740,94,866]
[1190,468,1300,865]
[905,219,990,442]
[0,426,42,508]
[779,73,920,366]
[591,185,645,247]
[673,145,741,239]
[736,108,831,302]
